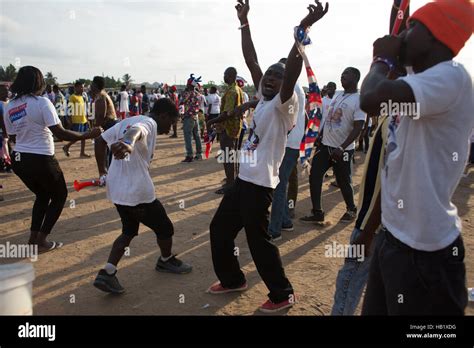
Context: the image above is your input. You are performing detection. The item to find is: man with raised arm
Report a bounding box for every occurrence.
[207,0,329,313]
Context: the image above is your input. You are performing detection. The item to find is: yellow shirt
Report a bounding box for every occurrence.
[221,82,244,139]
[69,94,87,124]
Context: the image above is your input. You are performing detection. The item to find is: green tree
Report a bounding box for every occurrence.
[44,71,57,85]
[122,73,132,86]
[0,64,17,81]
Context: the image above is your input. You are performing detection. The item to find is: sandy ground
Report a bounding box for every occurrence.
[1,131,473,316]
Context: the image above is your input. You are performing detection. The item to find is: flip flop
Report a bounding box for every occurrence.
[62,146,70,157]
[39,241,64,254]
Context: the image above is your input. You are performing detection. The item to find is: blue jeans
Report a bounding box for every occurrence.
[331,227,375,315]
[183,117,202,157]
[268,148,299,237]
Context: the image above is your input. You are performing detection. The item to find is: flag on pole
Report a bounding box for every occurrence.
[294,26,323,165]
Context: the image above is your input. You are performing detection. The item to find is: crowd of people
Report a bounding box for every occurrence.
[0,0,473,315]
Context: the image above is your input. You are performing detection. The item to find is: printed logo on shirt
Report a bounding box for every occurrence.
[242,119,260,152]
[8,103,27,123]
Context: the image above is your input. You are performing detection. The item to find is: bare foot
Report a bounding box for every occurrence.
[80,153,91,158]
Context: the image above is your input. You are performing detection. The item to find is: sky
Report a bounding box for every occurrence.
[0,0,473,87]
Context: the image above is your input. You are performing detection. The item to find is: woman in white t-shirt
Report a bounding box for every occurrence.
[4,66,102,253]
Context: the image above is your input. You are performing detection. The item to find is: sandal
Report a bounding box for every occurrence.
[39,241,64,254]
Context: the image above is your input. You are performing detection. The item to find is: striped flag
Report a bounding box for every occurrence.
[294,26,323,164]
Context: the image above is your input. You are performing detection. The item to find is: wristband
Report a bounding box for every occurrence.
[372,56,396,72]
[338,146,345,152]
[238,23,249,30]
[121,139,133,146]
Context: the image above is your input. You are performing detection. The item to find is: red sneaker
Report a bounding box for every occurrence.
[259,296,296,313]
[206,281,248,294]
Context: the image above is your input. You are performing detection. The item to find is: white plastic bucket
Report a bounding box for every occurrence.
[0,263,35,315]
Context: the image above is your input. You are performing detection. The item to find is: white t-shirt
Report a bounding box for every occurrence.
[322,92,366,150]
[207,93,221,114]
[321,95,332,129]
[101,116,157,206]
[4,96,61,156]
[286,82,306,150]
[382,61,474,251]
[119,91,129,113]
[239,92,298,189]
[199,94,207,113]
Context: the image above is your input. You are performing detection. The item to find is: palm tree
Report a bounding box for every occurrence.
[44,71,57,85]
[0,64,17,81]
[122,73,133,87]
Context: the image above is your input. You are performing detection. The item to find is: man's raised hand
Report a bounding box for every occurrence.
[235,0,250,24]
[300,1,329,29]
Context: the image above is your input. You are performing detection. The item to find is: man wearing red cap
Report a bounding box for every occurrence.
[360,0,473,315]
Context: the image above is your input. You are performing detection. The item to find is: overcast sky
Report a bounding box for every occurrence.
[1,0,472,87]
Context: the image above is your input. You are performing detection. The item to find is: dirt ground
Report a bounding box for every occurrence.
[1,132,473,316]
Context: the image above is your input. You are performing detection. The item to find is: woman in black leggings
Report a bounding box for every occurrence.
[4,66,102,253]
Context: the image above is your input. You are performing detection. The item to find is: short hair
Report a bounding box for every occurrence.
[210,86,217,93]
[92,76,105,90]
[279,58,288,64]
[225,67,237,77]
[74,81,83,88]
[346,67,361,82]
[10,66,45,99]
[327,82,337,89]
[53,84,59,92]
[121,84,126,90]
[150,97,179,121]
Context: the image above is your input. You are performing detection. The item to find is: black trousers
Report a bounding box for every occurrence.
[362,228,467,315]
[310,145,356,212]
[12,152,68,235]
[115,199,174,239]
[210,178,293,303]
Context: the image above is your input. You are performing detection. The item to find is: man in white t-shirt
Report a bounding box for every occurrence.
[321,81,336,126]
[206,86,221,122]
[268,57,306,240]
[117,84,129,120]
[207,0,328,313]
[301,67,366,224]
[93,98,192,294]
[359,0,472,315]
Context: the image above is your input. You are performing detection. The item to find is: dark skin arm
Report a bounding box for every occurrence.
[110,127,143,160]
[280,1,329,104]
[235,0,263,88]
[330,120,365,161]
[95,136,108,177]
[360,0,414,116]
[208,99,259,129]
[49,123,102,141]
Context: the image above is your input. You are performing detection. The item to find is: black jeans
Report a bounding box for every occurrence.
[210,178,294,303]
[309,145,356,213]
[12,152,68,235]
[362,228,467,315]
[219,131,238,186]
[364,126,371,153]
[115,199,174,239]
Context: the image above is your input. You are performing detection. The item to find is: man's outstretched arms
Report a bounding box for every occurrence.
[236,0,263,88]
[280,1,329,104]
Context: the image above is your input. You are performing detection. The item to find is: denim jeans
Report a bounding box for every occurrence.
[331,227,375,315]
[268,148,300,237]
[183,117,202,157]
